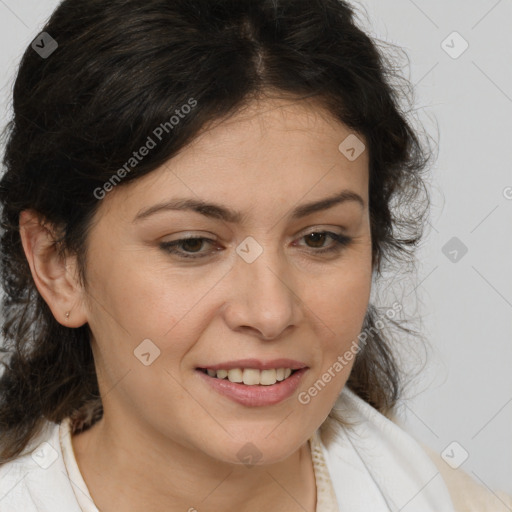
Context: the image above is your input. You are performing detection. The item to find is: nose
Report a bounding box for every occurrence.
[221,244,302,340]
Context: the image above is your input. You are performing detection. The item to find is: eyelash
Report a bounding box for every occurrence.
[159,231,352,260]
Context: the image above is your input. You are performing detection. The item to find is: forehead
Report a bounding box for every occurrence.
[99,97,369,223]
[192,97,365,156]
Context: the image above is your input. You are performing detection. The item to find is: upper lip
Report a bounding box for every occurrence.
[197,358,308,371]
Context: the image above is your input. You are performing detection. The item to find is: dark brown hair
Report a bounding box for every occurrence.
[0,0,433,463]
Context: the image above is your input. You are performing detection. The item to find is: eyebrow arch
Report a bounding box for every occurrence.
[132,189,365,224]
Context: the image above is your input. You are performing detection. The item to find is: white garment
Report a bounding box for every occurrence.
[0,386,456,511]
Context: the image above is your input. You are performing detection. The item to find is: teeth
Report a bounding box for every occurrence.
[216,369,228,379]
[260,369,277,385]
[227,368,243,383]
[204,367,296,385]
[243,369,260,385]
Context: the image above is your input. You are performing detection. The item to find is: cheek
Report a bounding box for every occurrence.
[306,264,371,333]
[88,258,195,340]
[303,263,371,393]
[300,275,370,409]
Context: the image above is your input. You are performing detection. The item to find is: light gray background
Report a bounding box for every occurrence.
[0,0,511,498]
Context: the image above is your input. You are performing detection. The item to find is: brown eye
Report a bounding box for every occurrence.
[295,231,352,254]
[180,238,206,253]
[160,237,219,259]
[304,232,328,248]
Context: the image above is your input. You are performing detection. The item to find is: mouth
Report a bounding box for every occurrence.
[195,366,308,407]
[196,367,300,386]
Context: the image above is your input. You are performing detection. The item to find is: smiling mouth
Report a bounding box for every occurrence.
[197,367,299,386]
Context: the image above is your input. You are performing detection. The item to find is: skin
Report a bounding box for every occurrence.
[19,97,372,512]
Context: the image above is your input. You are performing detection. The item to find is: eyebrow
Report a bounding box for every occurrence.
[132,189,365,224]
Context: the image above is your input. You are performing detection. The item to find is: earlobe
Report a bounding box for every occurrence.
[19,209,88,328]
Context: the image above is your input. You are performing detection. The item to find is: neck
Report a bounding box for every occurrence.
[71,413,317,512]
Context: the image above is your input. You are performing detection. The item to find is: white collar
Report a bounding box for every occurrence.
[1,386,456,512]
[317,386,456,511]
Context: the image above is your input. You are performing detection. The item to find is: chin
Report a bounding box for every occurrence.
[208,433,304,467]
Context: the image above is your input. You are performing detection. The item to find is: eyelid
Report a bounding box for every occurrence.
[160,231,219,242]
[297,224,349,235]
[159,228,352,260]
[159,226,347,245]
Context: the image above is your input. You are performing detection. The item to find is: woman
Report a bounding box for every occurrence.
[0,0,510,511]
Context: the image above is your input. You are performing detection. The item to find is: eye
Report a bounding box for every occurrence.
[293,231,352,255]
[159,231,352,260]
[160,237,218,259]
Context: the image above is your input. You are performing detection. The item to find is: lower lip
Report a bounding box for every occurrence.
[195,368,308,407]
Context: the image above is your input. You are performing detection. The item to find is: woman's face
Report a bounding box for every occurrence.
[80,98,372,465]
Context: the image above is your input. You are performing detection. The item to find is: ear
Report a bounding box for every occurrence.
[19,209,88,328]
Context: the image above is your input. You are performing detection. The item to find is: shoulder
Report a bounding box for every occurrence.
[320,387,512,512]
[0,419,82,512]
[383,408,512,512]
[319,387,457,511]
[418,441,512,512]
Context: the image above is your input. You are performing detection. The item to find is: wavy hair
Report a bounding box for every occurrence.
[0,0,434,462]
